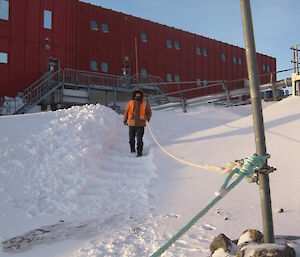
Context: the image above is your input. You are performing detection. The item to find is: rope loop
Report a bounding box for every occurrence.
[240,154,270,177]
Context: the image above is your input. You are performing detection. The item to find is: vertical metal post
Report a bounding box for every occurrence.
[297,44,299,74]
[240,0,275,243]
[105,91,108,106]
[270,74,277,102]
[114,89,117,108]
[223,81,231,106]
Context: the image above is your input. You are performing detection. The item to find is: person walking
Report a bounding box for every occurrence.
[123,89,152,157]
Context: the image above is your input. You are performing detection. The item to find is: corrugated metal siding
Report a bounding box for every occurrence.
[0,0,276,99]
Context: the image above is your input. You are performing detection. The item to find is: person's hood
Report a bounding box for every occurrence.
[131,88,144,100]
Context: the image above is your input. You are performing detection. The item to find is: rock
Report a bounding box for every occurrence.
[210,234,234,255]
[277,208,284,213]
[238,229,263,245]
[236,243,295,257]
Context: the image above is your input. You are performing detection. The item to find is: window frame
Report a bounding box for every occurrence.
[196,78,201,87]
[0,0,9,21]
[222,52,226,62]
[0,51,8,64]
[262,64,266,72]
[101,62,109,73]
[101,23,109,33]
[203,48,208,57]
[90,60,99,71]
[141,32,148,42]
[233,56,237,64]
[196,46,201,56]
[174,41,180,50]
[238,57,242,65]
[267,65,271,72]
[203,80,208,87]
[91,20,99,30]
[43,9,52,30]
[167,73,172,82]
[174,74,180,82]
[166,39,172,49]
[141,68,147,78]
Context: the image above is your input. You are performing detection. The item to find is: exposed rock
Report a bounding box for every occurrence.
[237,229,263,245]
[210,233,234,255]
[277,208,284,213]
[236,243,295,257]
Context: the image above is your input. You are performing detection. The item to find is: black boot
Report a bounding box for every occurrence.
[137,146,142,157]
[130,144,136,153]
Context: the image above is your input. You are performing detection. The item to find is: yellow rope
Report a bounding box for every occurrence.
[147,124,241,175]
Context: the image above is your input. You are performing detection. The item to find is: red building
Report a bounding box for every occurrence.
[0,0,276,99]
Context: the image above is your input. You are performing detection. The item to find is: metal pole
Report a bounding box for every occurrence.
[240,0,275,243]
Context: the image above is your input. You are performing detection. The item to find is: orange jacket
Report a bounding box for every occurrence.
[124,100,152,127]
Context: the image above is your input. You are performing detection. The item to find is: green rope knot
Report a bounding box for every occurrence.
[241,154,270,177]
[150,153,271,257]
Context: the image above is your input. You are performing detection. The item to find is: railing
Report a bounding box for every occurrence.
[63,68,125,88]
[63,69,169,94]
[152,78,292,111]
[23,69,61,105]
[130,73,169,94]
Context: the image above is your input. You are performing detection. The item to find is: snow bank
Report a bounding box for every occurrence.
[1,97,300,257]
[0,104,156,244]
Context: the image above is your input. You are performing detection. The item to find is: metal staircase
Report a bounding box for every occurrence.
[0,66,292,116]
[0,68,172,116]
[0,70,62,115]
[62,68,171,106]
[15,69,62,114]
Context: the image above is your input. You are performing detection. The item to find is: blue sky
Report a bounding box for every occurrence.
[81,0,299,79]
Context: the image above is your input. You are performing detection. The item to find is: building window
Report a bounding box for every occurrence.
[91,20,98,30]
[262,64,266,72]
[203,48,208,57]
[233,56,237,64]
[267,65,270,72]
[167,39,172,48]
[102,62,109,73]
[141,32,148,42]
[174,41,180,50]
[175,74,180,82]
[43,10,52,30]
[90,60,98,71]
[196,46,201,56]
[102,23,109,33]
[167,73,172,82]
[238,57,242,65]
[203,80,208,86]
[141,68,147,78]
[196,78,201,86]
[0,0,9,20]
[222,52,226,62]
[0,52,8,64]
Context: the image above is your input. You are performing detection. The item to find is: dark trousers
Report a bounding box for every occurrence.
[129,126,144,154]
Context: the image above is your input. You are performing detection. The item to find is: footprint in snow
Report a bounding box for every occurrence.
[200,223,216,231]
[163,213,181,219]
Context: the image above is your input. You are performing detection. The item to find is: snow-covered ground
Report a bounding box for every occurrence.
[0,97,299,256]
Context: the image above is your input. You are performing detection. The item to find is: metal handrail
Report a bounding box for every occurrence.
[23,69,61,104]
[0,96,4,107]
[63,68,124,88]
[64,68,123,80]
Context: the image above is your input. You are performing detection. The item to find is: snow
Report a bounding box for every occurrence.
[240,243,286,257]
[237,231,252,246]
[212,248,234,257]
[0,97,300,256]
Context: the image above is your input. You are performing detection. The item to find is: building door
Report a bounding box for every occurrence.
[48,58,60,82]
